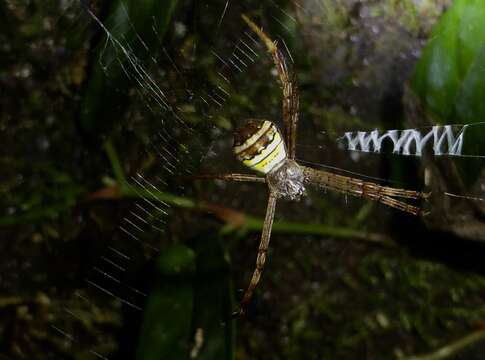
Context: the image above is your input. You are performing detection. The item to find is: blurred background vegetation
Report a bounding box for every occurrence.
[1,0,485,359]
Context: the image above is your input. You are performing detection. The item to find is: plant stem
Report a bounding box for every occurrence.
[105,140,396,246]
[120,180,394,246]
[104,139,127,186]
[401,328,485,360]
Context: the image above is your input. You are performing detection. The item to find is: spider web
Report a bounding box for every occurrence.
[47,1,299,358]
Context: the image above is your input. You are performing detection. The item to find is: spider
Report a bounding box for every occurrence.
[195,15,428,316]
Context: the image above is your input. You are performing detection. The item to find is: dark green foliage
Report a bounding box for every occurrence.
[190,236,235,360]
[137,237,234,360]
[80,0,179,135]
[136,245,196,360]
[2,1,485,359]
[412,0,485,123]
[411,0,485,185]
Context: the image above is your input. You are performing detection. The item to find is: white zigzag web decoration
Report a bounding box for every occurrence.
[341,125,469,156]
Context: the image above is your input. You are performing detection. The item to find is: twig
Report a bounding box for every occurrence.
[117,182,395,246]
[401,327,485,360]
[101,140,397,247]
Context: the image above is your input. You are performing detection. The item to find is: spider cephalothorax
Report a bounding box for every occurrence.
[266,159,305,200]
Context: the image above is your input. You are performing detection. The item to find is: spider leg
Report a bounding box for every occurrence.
[287,74,299,160]
[361,183,429,200]
[242,15,299,159]
[233,191,278,317]
[274,46,297,159]
[373,195,427,216]
[189,173,266,183]
[303,166,428,216]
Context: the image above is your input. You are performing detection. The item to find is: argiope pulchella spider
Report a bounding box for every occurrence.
[196,15,428,316]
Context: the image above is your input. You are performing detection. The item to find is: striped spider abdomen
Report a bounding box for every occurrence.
[233,119,287,174]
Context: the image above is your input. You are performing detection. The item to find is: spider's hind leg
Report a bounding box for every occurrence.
[233,192,278,317]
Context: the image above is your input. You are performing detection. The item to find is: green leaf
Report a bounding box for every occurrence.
[136,237,234,360]
[136,245,196,360]
[80,0,179,135]
[410,0,485,185]
[411,0,485,123]
[190,235,235,360]
[155,244,197,276]
[455,45,485,123]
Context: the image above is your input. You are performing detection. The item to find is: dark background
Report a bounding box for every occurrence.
[1,0,485,359]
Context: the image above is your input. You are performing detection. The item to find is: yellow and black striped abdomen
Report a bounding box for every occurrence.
[233,120,287,174]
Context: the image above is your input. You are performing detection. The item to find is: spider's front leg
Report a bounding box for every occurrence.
[242,15,299,160]
[233,191,278,317]
[189,173,265,183]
